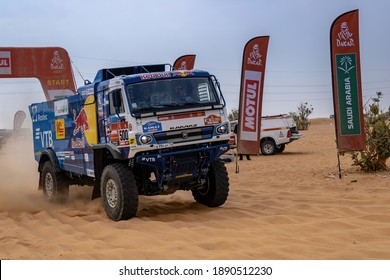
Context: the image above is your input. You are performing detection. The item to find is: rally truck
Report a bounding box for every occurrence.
[29,64,231,221]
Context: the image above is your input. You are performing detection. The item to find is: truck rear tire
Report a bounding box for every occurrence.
[260,139,276,156]
[101,163,138,221]
[41,161,69,203]
[192,159,229,207]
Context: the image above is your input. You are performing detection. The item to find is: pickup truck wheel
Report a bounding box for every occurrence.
[41,161,69,203]
[101,163,138,221]
[192,159,229,207]
[275,144,285,153]
[260,139,276,156]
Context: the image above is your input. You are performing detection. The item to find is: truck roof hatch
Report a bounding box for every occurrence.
[93,64,170,83]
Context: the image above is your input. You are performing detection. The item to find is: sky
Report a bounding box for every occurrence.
[1,0,390,129]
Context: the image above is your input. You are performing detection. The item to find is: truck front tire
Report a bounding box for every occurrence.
[41,161,69,203]
[192,159,229,207]
[101,163,138,221]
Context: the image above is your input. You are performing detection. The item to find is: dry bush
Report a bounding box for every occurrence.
[351,92,390,172]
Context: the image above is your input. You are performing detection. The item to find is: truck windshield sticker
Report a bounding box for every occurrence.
[158,111,205,121]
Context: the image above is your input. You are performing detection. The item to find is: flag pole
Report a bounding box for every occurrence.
[337,152,342,178]
[235,134,239,173]
[235,151,239,173]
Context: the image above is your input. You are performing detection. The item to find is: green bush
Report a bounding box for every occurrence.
[289,102,314,130]
[351,92,390,172]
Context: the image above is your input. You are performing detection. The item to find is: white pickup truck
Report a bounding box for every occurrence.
[229,114,302,155]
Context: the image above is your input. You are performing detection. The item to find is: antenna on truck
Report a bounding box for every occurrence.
[70,58,86,87]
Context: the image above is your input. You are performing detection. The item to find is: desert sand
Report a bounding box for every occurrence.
[1,118,389,260]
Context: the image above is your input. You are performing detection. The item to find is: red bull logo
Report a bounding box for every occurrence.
[172,70,194,77]
[73,108,89,135]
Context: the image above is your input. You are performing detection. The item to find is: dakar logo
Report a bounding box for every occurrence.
[247,44,262,66]
[179,60,187,70]
[50,50,65,70]
[337,22,355,47]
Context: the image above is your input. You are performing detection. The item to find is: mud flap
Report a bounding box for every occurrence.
[91,181,101,200]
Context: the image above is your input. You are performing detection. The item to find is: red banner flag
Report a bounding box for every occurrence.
[173,54,196,70]
[0,47,76,101]
[330,10,366,151]
[237,36,269,155]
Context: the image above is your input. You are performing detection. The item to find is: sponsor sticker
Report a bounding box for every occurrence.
[158,111,205,121]
[204,114,222,125]
[110,122,129,146]
[142,121,162,133]
[54,99,69,116]
[55,119,65,139]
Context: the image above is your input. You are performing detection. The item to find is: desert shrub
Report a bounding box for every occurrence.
[228,108,239,121]
[289,102,314,130]
[351,92,390,172]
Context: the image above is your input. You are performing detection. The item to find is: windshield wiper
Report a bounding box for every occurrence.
[158,103,182,107]
[182,101,203,106]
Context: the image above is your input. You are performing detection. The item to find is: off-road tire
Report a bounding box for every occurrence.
[260,139,276,156]
[192,159,229,207]
[275,144,285,153]
[41,161,69,203]
[101,163,138,221]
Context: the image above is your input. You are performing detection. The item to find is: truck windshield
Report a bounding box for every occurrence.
[125,77,220,115]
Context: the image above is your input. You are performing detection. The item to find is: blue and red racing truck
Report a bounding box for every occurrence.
[29,64,230,221]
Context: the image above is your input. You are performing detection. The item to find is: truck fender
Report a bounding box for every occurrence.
[37,148,61,190]
[38,148,61,173]
[92,143,123,159]
[90,143,124,200]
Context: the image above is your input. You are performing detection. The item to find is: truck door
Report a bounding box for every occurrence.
[103,88,128,146]
[80,94,98,176]
[65,94,98,176]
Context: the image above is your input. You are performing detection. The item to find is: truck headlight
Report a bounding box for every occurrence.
[140,134,152,144]
[216,124,228,134]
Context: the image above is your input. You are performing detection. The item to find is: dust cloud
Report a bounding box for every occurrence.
[0,129,44,212]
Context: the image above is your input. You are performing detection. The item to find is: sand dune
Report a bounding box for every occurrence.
[1,118,389,260]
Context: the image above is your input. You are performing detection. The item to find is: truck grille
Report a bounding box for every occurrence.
[153,126,214,144]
